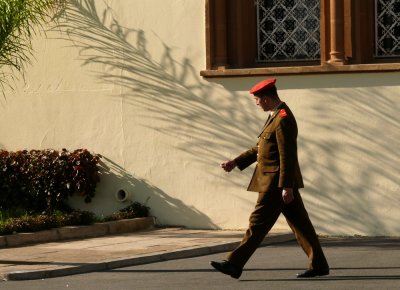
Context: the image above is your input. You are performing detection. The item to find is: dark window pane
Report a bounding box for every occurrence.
[256,0,320,62]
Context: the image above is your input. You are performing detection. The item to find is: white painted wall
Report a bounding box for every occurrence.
[1,0,399,235]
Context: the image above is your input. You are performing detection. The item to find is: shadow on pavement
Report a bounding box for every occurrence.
[240,275,400,282]
[274,238,400,249]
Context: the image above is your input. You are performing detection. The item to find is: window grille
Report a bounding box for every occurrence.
[256,0,320,62]
[375,0,400,57]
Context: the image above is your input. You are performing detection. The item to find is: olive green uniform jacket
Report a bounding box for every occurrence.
[234,102,304,193]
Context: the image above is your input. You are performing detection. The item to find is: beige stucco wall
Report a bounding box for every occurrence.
[1,0,399,236]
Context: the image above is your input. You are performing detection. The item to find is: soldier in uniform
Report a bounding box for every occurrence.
[211,78,329,279]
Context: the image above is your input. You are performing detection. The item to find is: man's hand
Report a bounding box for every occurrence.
[220,160,237,172]
[282,188,294,204]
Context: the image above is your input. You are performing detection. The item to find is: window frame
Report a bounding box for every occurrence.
[202,0,400,77]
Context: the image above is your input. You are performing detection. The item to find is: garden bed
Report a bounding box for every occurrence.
[0,216,155,248]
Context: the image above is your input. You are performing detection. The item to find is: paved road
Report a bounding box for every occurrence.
[2,237,399,290]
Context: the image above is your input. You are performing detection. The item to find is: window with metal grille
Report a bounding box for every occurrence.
[375,0,400,57]
[256,0,320,62]
[203,0,400,76]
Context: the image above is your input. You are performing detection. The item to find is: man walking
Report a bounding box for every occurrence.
[211,78,329,279]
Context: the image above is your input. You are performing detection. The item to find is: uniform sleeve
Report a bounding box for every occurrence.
[276,116,298,188]
[233,145,258,171]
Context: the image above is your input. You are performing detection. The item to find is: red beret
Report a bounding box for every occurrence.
[249,78,277,95]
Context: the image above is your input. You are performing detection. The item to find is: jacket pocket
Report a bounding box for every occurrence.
[263,165,279,173]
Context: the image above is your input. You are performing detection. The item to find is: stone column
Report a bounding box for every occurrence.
[214,0,228,68]
[328,0,346,64]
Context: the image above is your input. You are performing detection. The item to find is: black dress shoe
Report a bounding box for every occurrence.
[210,260,242,279]
[296,268,329,278]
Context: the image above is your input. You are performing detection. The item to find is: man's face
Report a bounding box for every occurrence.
[254,95,273,112]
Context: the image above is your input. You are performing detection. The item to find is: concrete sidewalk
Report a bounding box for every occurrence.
[0,227,293,281]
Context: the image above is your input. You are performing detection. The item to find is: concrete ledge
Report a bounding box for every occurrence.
[57,223,109,240]
[108,217,154,234]
[200,63,400,78]
[1,216,155,248]
[0,236,7,247]
[5,229,59,247]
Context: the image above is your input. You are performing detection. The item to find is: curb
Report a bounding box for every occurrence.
[4,232,294,281]
[0,217,155,248]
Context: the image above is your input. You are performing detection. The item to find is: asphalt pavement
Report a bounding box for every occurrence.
[1,235,399,290]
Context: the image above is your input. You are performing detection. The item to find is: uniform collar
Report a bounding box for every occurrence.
[269,102,284,116]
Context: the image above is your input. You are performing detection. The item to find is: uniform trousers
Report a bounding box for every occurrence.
[227,188,329,270]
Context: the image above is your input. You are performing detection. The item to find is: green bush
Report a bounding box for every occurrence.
[0,210,96,235]
[57,210,96,226]
[104,202,150,221]
[0,204,150,235]
[0,149,102,213]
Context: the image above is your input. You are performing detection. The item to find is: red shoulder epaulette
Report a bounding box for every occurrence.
[279,109,288,118]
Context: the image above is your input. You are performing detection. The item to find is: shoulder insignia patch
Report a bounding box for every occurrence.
[279,109,288,118]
